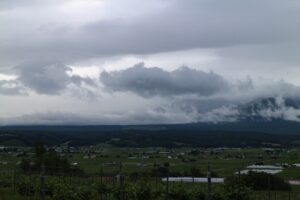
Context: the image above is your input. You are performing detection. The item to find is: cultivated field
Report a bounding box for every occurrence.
[0,146,300,199]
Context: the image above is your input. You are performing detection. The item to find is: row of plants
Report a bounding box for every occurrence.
[13,174,255,200]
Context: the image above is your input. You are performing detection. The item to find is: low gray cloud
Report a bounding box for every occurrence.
[15,61,96,95]
[100,63,229,97]
[0,80,27,95]
[99,63,300,123]
[2,63,299,124]
[3,82,300,125]
[168,82,300,123]
[0,110,194,126]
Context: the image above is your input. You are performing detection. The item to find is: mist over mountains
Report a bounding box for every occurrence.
[237,96,300,122]
[1,96,300,148]
[195,96,300,124]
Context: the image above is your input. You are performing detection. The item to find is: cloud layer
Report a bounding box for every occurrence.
[0,80,27,95]
[2,61,300,124]
[1,0,300,68]
[100,63,229,97]
[1,0,300,125]
[99,63,300,124]
[0,61,96,96]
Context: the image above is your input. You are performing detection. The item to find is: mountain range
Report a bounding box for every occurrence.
[1,97,300,147]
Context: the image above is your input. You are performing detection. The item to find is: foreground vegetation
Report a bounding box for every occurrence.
[0,172,298,200]
[0,143,300,199]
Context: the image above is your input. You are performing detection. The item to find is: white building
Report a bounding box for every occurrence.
[162,177,224,183]
[292,163,300,168]
[237,165,283,175]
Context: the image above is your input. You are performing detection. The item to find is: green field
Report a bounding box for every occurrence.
[1,147,300,199]
[1,147,300,180]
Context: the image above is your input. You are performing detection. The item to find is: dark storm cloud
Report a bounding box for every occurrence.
[100,63,229,97]
[15,61,95,95]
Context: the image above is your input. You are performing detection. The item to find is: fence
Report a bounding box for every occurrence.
[0,165,299,200]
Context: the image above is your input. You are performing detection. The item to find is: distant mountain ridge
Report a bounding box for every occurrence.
[237,96,300,122]
[1,119,300,147]
[1,97,300,147]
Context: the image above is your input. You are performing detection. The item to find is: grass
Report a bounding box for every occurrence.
[1,147,300,199]
[1,147,300,176]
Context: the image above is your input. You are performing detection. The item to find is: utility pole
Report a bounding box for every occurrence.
[166,175,169,200]
[12,169,16,193]
[40,164,45,200]
[268,175,271,200]
[119,162,124,200]
[100,166,103,200]
[238,168,241,200]
[207,165,212,200]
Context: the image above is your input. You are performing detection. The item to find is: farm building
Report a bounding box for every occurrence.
[292,163,300,168]
[237,165,283,175]
[162,177,224,183]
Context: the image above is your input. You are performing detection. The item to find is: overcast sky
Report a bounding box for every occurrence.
[1,0,300,125]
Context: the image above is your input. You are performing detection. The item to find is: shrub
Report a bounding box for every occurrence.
[52,183,95,200]
[226,172,290,191]
[168,184,191,200]
[16,176,36,196]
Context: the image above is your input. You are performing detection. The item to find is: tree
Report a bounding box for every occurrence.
[225,171,290,191]
[20,142,83,174]
[19,159,30,172]
[34,141,46,159]
[190,167,204,177]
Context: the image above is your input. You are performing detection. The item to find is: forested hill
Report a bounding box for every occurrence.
[1,121,300,147]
